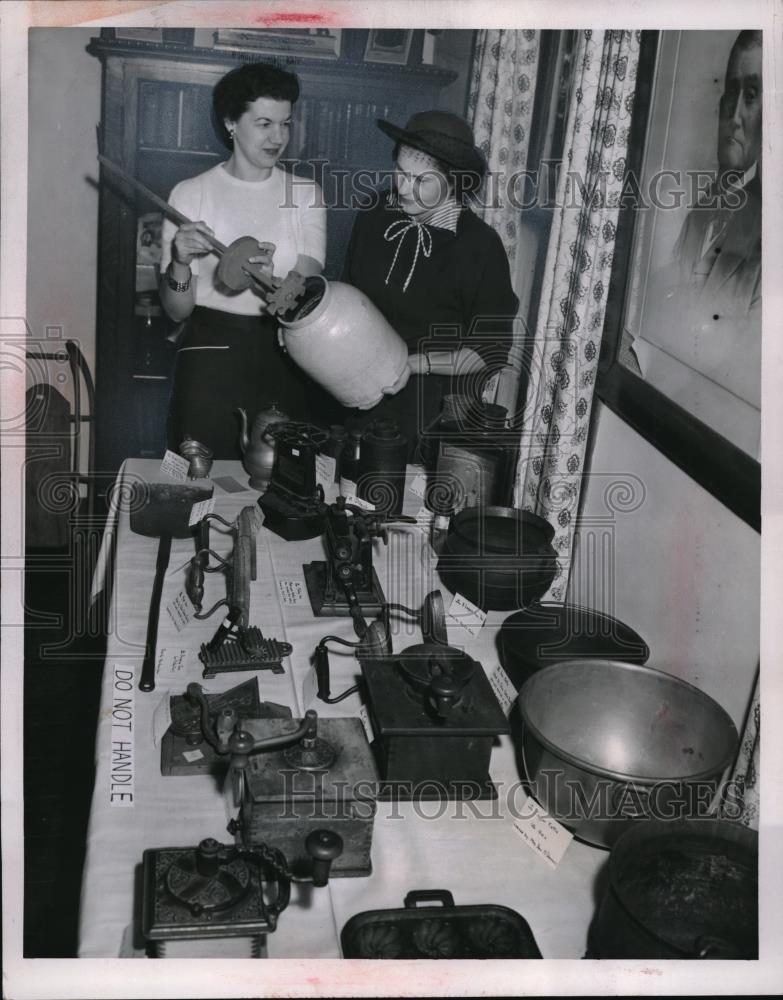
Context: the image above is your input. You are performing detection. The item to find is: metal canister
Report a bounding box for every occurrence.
[321,425,347,483]
[357,419,408,516]
[431,396,508,514]
[339,429,363,495]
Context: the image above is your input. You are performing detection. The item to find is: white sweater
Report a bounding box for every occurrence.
[161,163,325,315]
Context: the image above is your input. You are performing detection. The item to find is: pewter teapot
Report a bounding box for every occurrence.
[236,402,289,491]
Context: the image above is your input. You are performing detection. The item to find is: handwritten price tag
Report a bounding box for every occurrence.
[301,665,318,707]
[182,748,205,763]
[408,472,428,500]
[152,693,172,748]
[481,371,501,403]
[488,663,518,716]
[165,591,192,633]
[316,453,336,490]
[415,506,434,529]
[358,704,374,744]
[159,450,190,482]
[278,578,308,607]
[510,796,573,869]
[155,647,189,676]
[345,493,375,512]
[189,496,215,527]
[446,592,487,639]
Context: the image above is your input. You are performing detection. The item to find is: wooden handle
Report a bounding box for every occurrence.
[97,154,227,255]
[139,533,173,692]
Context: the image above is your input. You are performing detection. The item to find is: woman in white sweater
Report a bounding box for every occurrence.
[160,62,325,458]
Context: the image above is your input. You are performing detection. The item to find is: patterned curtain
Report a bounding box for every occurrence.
[513,30,641,599]
[467,30,540,411]
[719,669,760,829]
[468,29,539,265]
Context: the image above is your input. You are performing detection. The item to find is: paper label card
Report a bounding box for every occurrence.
[408,472,428,500]
[159,450,190,482]
[301,665,318,707]
[446,592,487,639]
[155,647,189,676]
[152,693,172,748]
[316,453,336,491]
[481,371,501,403]
[415,506,434,529]
[189,496,216,527]
[488,663,518,716]
[182,748,205,763]
[358,703,374,744]
[510,797,573,869]
[278,578,308,607]
[345,493,375,512]
[165,591,192,633]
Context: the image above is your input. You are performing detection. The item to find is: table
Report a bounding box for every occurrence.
[78,459,607,959]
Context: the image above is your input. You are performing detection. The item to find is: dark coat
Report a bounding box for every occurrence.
[340,193,519,456]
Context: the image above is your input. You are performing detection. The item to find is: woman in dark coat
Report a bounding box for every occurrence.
[341,110,519,460]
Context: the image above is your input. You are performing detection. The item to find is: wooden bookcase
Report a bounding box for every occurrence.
[87,30,457,476]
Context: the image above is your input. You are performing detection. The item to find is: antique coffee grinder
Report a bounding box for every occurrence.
[141,829,343,957]
[315,592,509,799]
[360,641,510,800]
[180,684,379,879]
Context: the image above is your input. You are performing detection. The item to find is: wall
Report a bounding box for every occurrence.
[27,28,101,388]
[570,400,759,731]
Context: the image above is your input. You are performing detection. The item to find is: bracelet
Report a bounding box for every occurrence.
[166,262,191,293]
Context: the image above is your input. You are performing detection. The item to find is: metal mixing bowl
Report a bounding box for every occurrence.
[517,659,739,848]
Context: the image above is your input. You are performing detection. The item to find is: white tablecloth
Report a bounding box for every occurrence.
[78,459,606,959]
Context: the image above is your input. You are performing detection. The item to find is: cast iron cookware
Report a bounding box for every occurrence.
[436,506,557,612]
[499,601,650,690]
[341,890,542,959]
[518,659,739,848]
[589,819,758,959]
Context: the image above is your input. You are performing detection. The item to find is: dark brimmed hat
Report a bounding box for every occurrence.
[376,110,486,177]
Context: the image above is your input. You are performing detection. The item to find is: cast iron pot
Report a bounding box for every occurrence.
[517,659,739,848]
[436,506,557,612]
[589,819,758,959]
[499,602,650,691]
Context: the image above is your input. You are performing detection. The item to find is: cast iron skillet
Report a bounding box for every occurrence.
[499,601,650,690]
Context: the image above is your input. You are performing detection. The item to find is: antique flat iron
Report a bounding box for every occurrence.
[185,505,292,677]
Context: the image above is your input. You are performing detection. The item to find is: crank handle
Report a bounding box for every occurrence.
[305,829,343,887]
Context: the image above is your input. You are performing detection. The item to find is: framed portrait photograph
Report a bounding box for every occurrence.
[598,30,761,530]
[213,27,342,58]
[112,28,164,43]
[363,28,414,65]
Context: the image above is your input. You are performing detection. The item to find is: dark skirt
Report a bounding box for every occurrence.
[167,306,320,460]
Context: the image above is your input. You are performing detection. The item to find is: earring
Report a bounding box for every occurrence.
[228,128,235,142]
